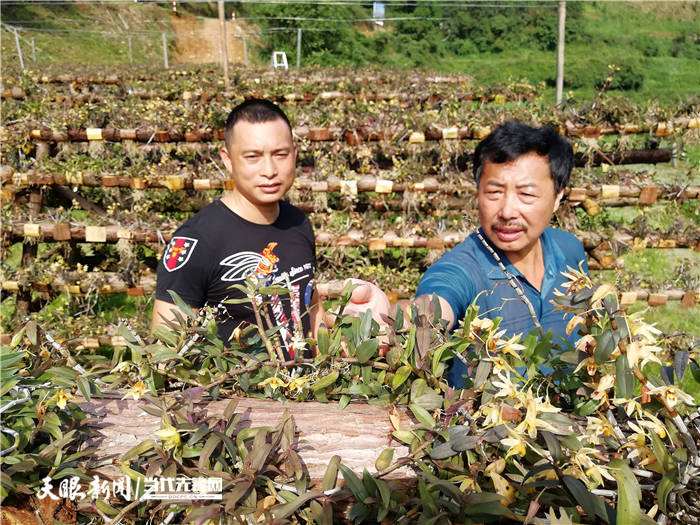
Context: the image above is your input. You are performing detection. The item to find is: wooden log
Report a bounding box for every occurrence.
[648,293,668,307]
[681,291,698,308]
[77,396,413,482]
[638,186,659,205]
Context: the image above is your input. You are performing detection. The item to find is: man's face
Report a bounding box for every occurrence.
[220,118,297,210]
[477,152,564,261]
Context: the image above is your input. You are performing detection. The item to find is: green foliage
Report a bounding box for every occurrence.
[3,265,699,522]
[0,336,93,503]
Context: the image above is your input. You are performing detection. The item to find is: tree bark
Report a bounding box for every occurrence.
[78,396,414,482]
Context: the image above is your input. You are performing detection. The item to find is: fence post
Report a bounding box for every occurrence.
[128,36,133,64]
[14,28,25,70]
[218,0,230,87]
[243,37,248,66]
[31,38,36,61]
[555,0,566,105]
[162,32,169,69]
[297,28,302,71]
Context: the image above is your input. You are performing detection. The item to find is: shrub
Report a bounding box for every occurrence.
[605,62,644,91]
[672,32,700,60]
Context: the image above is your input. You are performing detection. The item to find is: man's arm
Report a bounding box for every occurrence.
[413,293,456,330]
[150,298,198,334]
[343,281,457,331]
[308,287,326,338]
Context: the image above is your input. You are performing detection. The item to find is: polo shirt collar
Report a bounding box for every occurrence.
[477,228,525,281]
[480,228,562,296]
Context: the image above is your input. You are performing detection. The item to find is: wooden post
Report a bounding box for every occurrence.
[243,37,249,65]
[31,38,36,61]
[14,28,24,70]
[128,36,133,64]
[555,0,566,105]
[162,32,169,69]
[297,28,302,71]
[218,0,230,87]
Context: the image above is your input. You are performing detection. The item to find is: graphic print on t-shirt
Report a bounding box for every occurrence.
[219,242,280,282]
[219,242,314,358]
[163,237,198,272]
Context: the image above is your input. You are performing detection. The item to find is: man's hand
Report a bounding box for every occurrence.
[339,279,392,325]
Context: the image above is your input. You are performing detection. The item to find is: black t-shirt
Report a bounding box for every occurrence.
[156,199,317,356]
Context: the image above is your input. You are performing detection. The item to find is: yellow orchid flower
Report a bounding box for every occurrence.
[566,315,585,337]
[491,376,518,399]
[573,356,597,375]
[644,385,694,409]
[625,341,663,369]
[628,313,662,342]
[575,334,596,353]
[111,361,132,373]
[155,420,181,451]
[479,404,504,428]
[587,374,615,401]
[496,334,525,359]
[559,263,593,293]
[53,389,74,409]
[259,376,288,391]
[469,317,495,339]
[513,395,560,439]
[122,380,147,401]
[583,416,616,444]
[612,397,643,416]
[590,283,617,307]
[636,413,668,440]
[287,375,311,393]
[501,431,527,459]
[570,448,614,488]
[535,507,575,525]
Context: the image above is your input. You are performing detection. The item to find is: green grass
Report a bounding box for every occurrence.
[628,302,700,337]
[433,2,700,105]
[0,3,168,68]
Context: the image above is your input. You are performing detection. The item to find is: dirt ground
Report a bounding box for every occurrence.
[170,14,255,64]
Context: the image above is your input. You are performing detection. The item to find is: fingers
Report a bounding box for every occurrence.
[350,284,372,304]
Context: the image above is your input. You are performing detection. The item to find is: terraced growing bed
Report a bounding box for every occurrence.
[1,65,699,524]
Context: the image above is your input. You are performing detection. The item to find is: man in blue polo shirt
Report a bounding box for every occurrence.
[416,121,587,385]
[345,121,588,387]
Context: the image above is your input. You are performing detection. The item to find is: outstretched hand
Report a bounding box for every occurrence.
[342,278,392,324]
[323,279,392,327]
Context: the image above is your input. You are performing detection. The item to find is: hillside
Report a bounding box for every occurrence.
[1,1,699,104]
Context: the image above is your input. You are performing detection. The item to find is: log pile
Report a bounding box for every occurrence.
[23,119,700,144]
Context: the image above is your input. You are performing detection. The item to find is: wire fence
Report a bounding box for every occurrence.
[0,22,262,72]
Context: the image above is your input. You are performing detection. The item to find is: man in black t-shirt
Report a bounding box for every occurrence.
[152,99,323,357]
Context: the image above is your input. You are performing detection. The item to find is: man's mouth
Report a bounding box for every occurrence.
[258,183,281,194]
[493,225,525,243]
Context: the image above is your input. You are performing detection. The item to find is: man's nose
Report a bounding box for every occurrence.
[261,155,278,177]
[498,192,519,219]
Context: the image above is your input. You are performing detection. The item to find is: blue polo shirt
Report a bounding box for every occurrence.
[416,227,588,387]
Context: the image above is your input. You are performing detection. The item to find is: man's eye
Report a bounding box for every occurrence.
[275,152,289,158]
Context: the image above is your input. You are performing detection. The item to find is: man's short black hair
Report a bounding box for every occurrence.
[473,120,573,194]
[224,98,293,147]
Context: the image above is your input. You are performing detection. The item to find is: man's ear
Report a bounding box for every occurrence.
[220,145,232,173]
[553,189,565,212]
